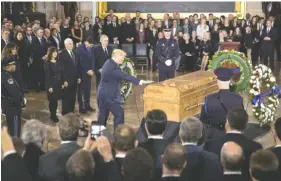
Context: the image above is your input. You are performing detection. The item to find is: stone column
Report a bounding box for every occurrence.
[36,2,56,21]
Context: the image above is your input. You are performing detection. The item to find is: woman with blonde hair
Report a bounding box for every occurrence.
[196,17,209,40]
[199,32,212,71]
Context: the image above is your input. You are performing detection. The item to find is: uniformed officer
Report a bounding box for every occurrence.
[97,49,153,129]
[77,37,95,114]
[155,25,180,82]
[1,56,24,137]
[200,67,244,145]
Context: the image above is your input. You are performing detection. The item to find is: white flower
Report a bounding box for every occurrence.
[266,84,270,88]
[270,77,276,82]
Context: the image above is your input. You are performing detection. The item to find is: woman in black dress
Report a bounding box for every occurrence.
[211,24,220,52]
[71,20,83,47]
[13,31,29,91]
[44,47,63,122]
[180,33,196,72]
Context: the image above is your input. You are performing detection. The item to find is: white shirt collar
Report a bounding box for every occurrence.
[223,171,242,175]
[227,130,243,134]
[61,141,74,144]
[148,135,163,139]
[182,142,197,146]
[115,153,126,158]
[162,174,180,178]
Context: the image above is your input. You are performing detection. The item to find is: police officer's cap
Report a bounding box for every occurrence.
[214,67,233,81]
[1,56,16,67]
[163,25,172,32]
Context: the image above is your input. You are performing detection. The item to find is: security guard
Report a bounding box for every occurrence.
[77,37,95,114]
[97,49,153,129]
[1,56,24,137]
[200,68,244,144]
[155,25,180,82]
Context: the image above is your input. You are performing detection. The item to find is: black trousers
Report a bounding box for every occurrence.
[77,77,91,110]
[262,45,275,68]
[95,73,101,90]
[61,82,77,115]
[252,43,260,67]
[3,106,21,137]
[159,67,175,82]
[49,100,58,118]
[275,40,281,62]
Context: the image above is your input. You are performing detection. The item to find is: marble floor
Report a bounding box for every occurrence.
[2,62,281,150]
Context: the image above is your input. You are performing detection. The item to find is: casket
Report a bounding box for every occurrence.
[143,71,219,122]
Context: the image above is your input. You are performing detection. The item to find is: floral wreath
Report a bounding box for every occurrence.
[120,57,137,103]
[249,64,280,126]
[209,50,252,93]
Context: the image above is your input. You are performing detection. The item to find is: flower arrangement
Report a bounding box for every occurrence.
[119,57,137,102]
[249,64,280,126]
[209,50,252,93]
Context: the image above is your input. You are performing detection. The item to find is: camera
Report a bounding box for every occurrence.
[90,121,102,140]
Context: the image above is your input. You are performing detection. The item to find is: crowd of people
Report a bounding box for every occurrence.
[1,9,281,181]
[2,110,281,181]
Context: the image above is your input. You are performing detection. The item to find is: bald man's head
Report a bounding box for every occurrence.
[221,141,244,171]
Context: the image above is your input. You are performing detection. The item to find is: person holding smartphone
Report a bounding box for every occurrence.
[97,49,153,129]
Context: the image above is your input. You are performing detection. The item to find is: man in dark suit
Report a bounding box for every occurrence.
[97,49,152,129]
[77,37,95,114]
[131,11,144,24]
[221,142,245,181]
[207,13,215,29]
[31,27,48,92]
[1,127,33,181]
[38,113,81,181]
[122,147,154,181]
[59,38,81,115]
[272,117,281,175]
[206,109,262,181]
[139,109,169,181]
[200,68,244,145]
[250,150,280,181]
[113,124,137,172]
[93,35,113,89]
[106,16,121,44]
[179,117,222,181]
[260,19,277,69]
[120,14,136,44]
[1,28,10,51]
[162,13,172,29]
[269,16,281,64]
[162,144,186,181]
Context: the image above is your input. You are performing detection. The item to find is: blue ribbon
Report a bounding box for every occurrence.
[251,85,281,107]
[231,68,241,73]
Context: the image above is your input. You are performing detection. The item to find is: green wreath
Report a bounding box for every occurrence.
[208,50,252,93]
[119,57,137,102]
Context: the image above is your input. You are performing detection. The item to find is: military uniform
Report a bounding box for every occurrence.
[155,29,180,82]
[1,59,23,137]
[200,68,244,145]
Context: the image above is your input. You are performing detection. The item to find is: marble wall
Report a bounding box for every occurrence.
[246,1,264,17]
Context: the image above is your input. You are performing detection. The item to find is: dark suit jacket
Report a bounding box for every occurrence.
[120,22,137,43]
[1,38,9,51]
[181,144,222,181]
[77,43,95,80]
[106,23,121,43]
[93,45,113,73]
[31,37,48,65]
[97,59,140,104]
[23,143,44,181]
[2,153,33,181]
[49,36,59,49]
[139,138,170,181]
[38,142,80,181]
[271,146,281,175]
[260,27,278,48]
[58,49,79,86]
[222,174,245,181]
[147,29,159,50]
[206,133,262,181]
[162,176,181,181]
[162,20,172,28]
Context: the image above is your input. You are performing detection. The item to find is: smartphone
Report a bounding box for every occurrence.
[90,122,102,140]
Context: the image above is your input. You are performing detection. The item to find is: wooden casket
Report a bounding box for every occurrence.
[143,71,219,122]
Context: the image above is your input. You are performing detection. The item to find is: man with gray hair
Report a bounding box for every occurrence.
[179,117,222,181]
[21,119,47,181]
[221,141,244,181]
[38,113,81,181]
[93,34,113,89]
[59,38,81,115]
